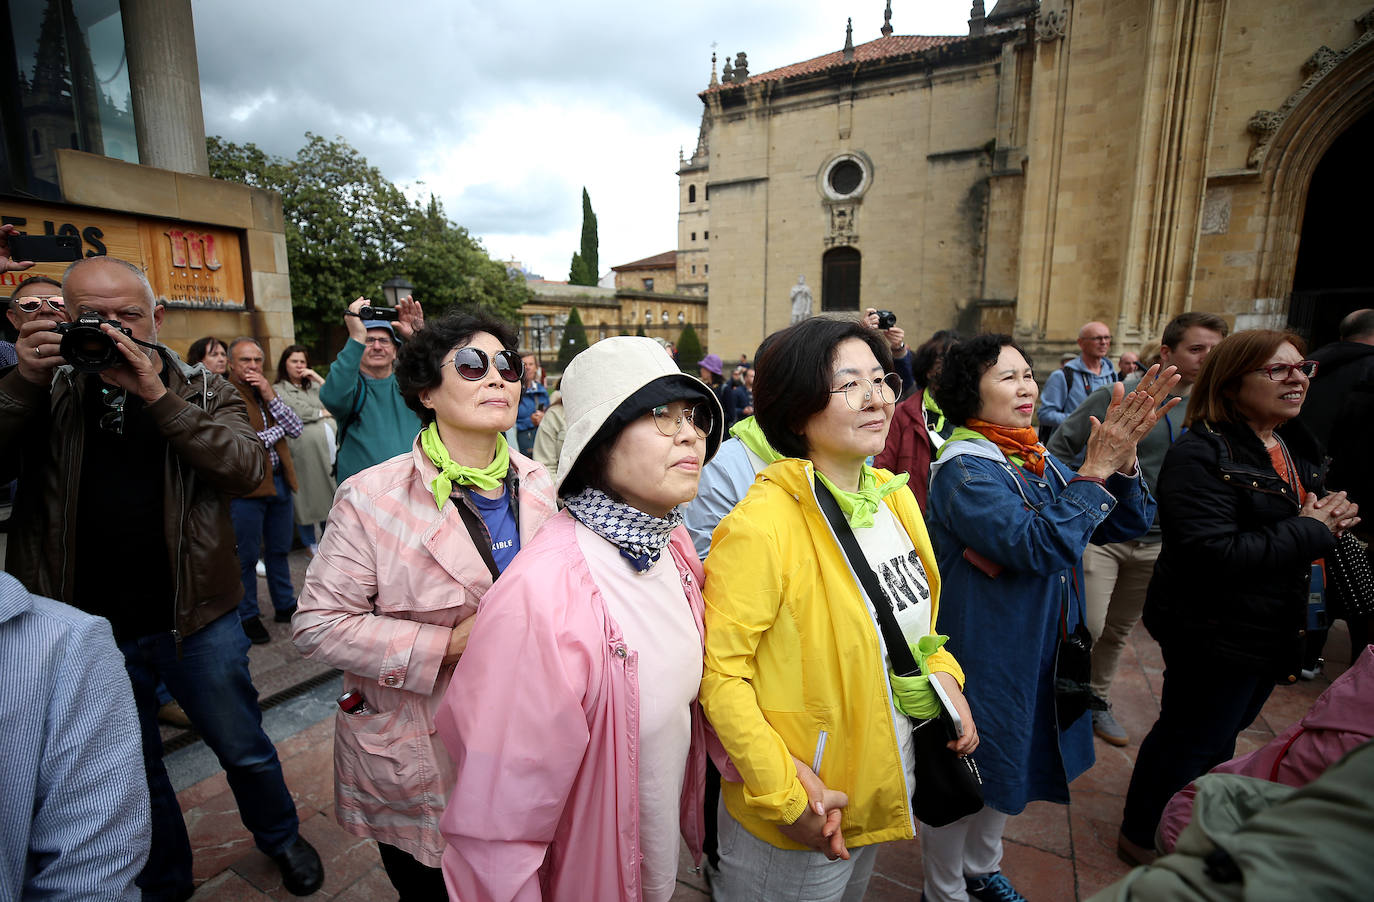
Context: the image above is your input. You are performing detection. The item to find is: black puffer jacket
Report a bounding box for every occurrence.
[1144,419,1335,682]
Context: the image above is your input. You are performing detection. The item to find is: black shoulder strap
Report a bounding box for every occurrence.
[330,381,368,479]
[451,491,502,582]
[813,476,920,677]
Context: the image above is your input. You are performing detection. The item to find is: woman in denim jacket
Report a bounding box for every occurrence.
[923,333,1173,902]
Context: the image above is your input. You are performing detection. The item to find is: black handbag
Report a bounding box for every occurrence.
[1053,573,1107,728]
[814,478,983,828]
[1327,533,1374,619]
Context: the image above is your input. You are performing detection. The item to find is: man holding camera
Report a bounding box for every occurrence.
[320,296,423,483]
[0,256,323,899]
[228,337,304,644]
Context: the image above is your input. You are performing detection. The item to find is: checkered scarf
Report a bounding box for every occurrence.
[563,487,682,572]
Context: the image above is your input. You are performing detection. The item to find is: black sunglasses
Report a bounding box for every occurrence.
[450,347,522,382]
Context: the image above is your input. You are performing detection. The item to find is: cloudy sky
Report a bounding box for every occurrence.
[193,1,972,282]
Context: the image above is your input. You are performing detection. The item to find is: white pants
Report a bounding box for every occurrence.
[919,808,1009,901]
[712,798,879,902]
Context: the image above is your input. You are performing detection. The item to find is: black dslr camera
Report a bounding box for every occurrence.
[55,312,132,373]
[875,310,897,329]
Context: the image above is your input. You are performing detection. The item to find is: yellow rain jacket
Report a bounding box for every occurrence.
[702,457,965,849]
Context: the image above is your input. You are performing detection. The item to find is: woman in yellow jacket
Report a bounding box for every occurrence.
[702,317,978,901]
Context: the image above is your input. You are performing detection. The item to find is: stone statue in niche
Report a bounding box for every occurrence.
[790,275,813,324]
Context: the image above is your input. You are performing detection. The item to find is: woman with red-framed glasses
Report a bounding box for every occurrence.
[292,311,558,898]
[4,276,68,368]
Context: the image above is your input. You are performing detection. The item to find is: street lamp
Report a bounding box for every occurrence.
[529,313,548,361]
[381,276,414,307]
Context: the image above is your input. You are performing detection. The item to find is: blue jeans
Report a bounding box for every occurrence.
[231,472,297,620]
[120,611,299,901]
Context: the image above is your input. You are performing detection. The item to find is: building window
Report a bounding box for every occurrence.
[662,311,669,323]
[691,232,696,241]
[643,278,654,291]
[688,184,696,203]
[678,311,685,323]
[819,153,872,202]
[822,246,862,311]
[705,186,710,200]
[691,264,696,274]
[703,230,709,240]
[645,311,653,324]
[705,264,709,273]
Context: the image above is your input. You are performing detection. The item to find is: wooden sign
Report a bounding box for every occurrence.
[1,200,246,308]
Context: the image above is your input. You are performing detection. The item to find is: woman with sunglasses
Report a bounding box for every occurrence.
[701,317,975,901]
[437,336,724,902]
[292,312,557,899]
[5,276,68,367]
[1119,330,1358,864]
[185,335,228,375]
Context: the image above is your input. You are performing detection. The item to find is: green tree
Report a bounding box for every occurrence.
[206,133,527,353]
[635,323,647,337]
[557,307,590,369]
[676,323,704,372]
[567,188,599,285]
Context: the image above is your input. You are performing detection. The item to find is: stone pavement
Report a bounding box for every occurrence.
[178,556,1355,900]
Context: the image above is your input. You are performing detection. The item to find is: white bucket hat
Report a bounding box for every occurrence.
[556,336,724,493]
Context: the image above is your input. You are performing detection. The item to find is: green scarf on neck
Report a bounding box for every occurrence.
[729,416,782,465]
[922,389,948,435]
[419,422,509,510]
[816,467,909,529]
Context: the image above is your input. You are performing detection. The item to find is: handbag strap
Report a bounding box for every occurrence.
[451,492,502,582]
[813,475,921,677]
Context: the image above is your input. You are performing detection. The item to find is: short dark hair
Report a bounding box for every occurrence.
[753,317,894,460]
[276,344,310,387]
[395,311,518,426]
[912,329,962,391]
[186,335,226,366]
[933,333,1032,426]
[1339,308,1374,341]
[9,274,61,302]
[1161,312,1228,350]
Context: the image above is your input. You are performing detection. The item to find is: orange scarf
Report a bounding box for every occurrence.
[966,417,1048,476]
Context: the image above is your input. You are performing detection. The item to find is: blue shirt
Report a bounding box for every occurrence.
[517,382,550,432]
[471,488,520,572]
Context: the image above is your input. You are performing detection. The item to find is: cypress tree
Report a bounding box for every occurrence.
[676,323,704,372]
[558,307,590,368]
[579,187,598,283]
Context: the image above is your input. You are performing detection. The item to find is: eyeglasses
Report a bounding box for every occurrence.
[650,402,714,439]
[13,295,64,314]
[830,373,902,410]
[363,336,395,347]
[1085,335,1113,343]
[449,347,522,382]
[99,386,126,435]
[1252,360,1318,381]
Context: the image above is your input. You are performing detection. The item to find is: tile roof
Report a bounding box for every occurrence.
[704,34,969,94]
[611,250,677,271]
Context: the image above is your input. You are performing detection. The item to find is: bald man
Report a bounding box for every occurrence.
[1297,308,1374,452]
[1039,320,1118,436]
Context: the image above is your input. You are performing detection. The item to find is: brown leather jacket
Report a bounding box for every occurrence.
[0,350,268,642]
[234,382,298,497]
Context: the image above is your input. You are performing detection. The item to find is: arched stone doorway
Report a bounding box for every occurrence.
[822,246,861,311]
[1288,109,1374,348]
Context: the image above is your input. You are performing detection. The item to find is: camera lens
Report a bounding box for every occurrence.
[58,319,122,373]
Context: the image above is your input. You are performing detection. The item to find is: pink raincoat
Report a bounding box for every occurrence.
[1158,644,1374,852]
[436,511,710,902]
[293,440,556,865]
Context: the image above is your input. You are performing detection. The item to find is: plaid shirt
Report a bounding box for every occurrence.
[258,395,303,471]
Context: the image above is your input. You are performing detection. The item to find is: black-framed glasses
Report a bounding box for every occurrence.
[450,347,522,382]
[99,386,126,435]
[830,373,902,410]
[1253,360,1318,381]
[650,402,714,439]
[13,295,64,314]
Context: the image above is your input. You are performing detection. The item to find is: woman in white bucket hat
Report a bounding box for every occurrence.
[436,336,726,902]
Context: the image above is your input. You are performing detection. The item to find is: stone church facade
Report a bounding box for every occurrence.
[685,0,1374,362]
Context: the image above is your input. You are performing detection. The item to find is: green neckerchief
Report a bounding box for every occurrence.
[888,634,951,719]
[943,424,1029,469]
[815,467,909,529]
[419,422,510,510]
[729,415,783,465]
[922,389,948,434]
